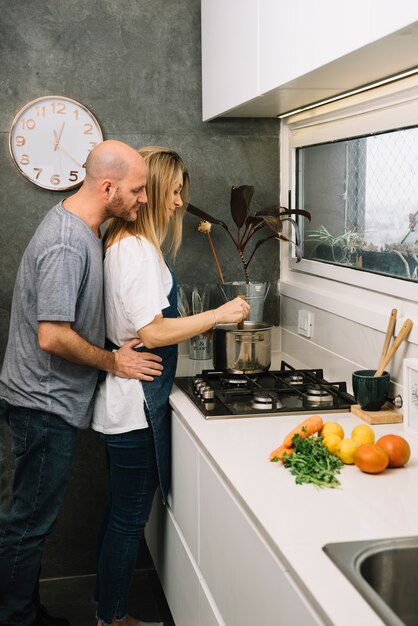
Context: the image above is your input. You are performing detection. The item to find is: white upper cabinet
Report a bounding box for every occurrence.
[201,0,418,120]
[201,0,259,121]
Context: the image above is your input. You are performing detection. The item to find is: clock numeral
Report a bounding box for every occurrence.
[68,170,79,182]
[21,118,35,130]
[33,168,43,180]
[51,102,66,115]
[36,105,46,117]
[50,174,61,186]
[73,109,80,121]
[15,136,25,147]
[89,141,98,151]
[20,154,30,165]
[83,123,93,135]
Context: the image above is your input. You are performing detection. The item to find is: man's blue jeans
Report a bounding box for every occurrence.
[94,427,159,625]
[0,402,77,626]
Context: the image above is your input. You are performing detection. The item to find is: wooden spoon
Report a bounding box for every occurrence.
[237,294,246,330]
[376,308,397,372]
[374,319,413,377]
[236,294,249,369]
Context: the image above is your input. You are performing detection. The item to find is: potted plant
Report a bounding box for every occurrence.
[306,213,418,281]
[306,225,369,266]
[187,185,311,284]
[186,185,311,321]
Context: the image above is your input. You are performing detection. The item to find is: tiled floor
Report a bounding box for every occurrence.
[40,569,175,626]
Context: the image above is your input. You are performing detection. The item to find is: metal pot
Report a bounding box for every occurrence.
[212,321,272,374]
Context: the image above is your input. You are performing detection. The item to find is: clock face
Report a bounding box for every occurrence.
[9,95,103,191]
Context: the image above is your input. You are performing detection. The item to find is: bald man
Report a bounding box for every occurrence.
[0,141,163,626]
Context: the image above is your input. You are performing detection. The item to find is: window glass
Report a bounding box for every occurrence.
[298,126,418,282]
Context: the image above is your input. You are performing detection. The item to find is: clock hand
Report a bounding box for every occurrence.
[53,122,65,151]
[54,143,83,168]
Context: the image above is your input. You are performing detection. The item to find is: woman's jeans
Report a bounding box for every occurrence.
[0,402,77,626]
[95,427,159,625]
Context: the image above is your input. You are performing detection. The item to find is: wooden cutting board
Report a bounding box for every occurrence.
[351,403,403,424]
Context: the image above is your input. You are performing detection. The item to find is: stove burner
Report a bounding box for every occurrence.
[220,375,249,388]
[306,384,333,405]
[251,391,284,411]
[284,374,304,385]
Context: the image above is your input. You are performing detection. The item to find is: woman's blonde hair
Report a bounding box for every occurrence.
[103,146,190,256]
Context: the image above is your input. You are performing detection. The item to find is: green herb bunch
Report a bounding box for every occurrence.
[283,434,343,489]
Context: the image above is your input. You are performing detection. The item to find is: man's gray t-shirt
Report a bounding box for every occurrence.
[0,202,105,429]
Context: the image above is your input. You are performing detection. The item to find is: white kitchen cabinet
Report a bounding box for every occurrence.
[201,0,259,121]
[259,0,418,95]
[146,500,201,626]
[145,410,200,625]
[199,580,225,626]
[198,452,321,626]
[146,410,322,625]
[168,411,199,562]
[201,0,418,119]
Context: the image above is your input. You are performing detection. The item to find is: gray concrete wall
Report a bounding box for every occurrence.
[0,0,279,577]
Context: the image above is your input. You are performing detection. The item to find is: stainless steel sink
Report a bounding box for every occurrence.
[323,536,418,625]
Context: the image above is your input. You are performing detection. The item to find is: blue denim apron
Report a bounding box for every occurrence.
[135,261,178,502]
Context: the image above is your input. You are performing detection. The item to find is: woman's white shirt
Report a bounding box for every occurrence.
[92,236,172,434]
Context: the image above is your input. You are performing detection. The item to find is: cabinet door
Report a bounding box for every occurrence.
[259,0,418,96]
[199,452,321,626]
[146,501,200,626]
[199,579,225,626]
[201,0,259,120]
[170,411,199,561]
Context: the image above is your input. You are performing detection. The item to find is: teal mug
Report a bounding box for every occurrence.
[352,370,390,411]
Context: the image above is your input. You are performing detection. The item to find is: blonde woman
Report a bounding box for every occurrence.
[92,147,249,626]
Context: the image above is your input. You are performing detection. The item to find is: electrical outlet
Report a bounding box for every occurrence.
[297,310,313,338]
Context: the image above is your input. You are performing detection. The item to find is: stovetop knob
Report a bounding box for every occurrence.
[201,387,215,400]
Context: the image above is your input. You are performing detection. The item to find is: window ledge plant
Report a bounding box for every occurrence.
[307,212,418,281]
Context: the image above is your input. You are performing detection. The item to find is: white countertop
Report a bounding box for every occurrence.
[170,353,418,626]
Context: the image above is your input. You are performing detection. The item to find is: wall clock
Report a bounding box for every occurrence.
[9,95,103,191]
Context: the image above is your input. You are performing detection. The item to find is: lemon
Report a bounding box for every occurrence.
[337,438,361,464]
[320,421,344,440]
[322,433,342,455]
[352,424,375,445]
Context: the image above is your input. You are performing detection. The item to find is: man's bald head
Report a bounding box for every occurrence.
[62,140,147,231]
[84,140,145,184]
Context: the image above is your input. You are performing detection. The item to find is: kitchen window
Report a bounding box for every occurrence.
[298,126,418,283]
[280,73,418,338]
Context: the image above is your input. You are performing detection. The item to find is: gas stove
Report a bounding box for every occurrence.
[174,361,355,419]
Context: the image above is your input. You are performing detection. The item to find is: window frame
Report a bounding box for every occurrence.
[280,74,418,345]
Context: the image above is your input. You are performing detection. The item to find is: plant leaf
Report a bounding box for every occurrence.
[244,214,264,231]
[278,208,311,222]
[187,203,230,232]
[281,216,302,242]
[256,206,311,221]
[277,217,304,261]
[251,235,277,253]
[260,215,284,234]
[230,186,253,229]
[241,185,254,211]
[246,214,285,236]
